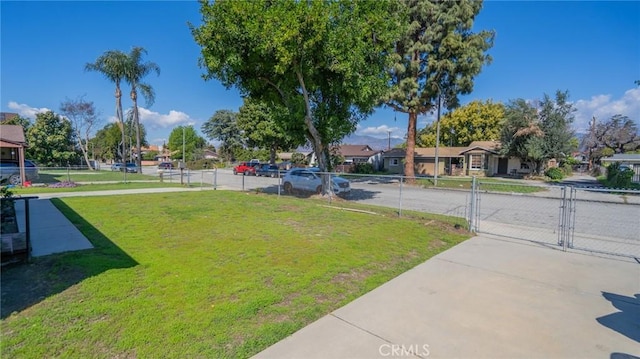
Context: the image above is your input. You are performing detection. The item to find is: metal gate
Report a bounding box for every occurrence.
[469,179,640,259]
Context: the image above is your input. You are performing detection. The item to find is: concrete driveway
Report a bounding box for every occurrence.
[254,235,640,359]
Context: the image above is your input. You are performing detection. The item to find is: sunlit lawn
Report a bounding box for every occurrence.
[1,191,469,358]
[418,177,546,193]
[37,169,159,183]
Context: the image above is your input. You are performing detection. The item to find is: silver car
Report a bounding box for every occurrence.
[0,160,39,185]
[282,167,350,195]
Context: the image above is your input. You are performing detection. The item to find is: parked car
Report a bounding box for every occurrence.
[233,161,259,176]
[111,163,124,171]
[157,162,174,170]
[282,167,350,196]
[0,160,39,185]
[123,163,138,173]
[255,164,282,178]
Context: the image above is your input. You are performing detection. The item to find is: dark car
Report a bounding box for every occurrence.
[157,162,174,170]
[255,164,281,178]
[123,163,138,173]
[111,163,124,171]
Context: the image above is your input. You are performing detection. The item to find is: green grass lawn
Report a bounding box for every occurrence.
[10,181,186,195]
[417,177,546,193]
[1,191,469,358]
[37,169,160,184]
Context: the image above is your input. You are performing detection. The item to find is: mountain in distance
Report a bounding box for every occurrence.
[341,134,404,151]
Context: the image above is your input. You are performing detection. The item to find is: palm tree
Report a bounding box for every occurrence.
[124,47,160,173]
[85,50,128,164]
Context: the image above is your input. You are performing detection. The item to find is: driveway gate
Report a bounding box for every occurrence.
[470,180,640,259]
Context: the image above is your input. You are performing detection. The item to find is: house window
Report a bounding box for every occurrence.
[470,154,485,170]
[390,158,399,166]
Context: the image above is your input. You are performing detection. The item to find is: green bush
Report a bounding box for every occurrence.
[544,167,565,181]
[605,163,634,189]
[186,159,220,170]
[353,163,374,174]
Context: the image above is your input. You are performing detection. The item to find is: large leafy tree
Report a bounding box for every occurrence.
[92,123,122,162]
[86,50,128,162]
[167,125,206,162]
[60,96,101,170]
[192,0,400,192]
[201,110,244,162]
[123,46,160,173]
[237,99,305,164]
[501,91,576,174]
[26,111,76,166]
[417,100,504,147]
[538,90,576,161]
[500,99,545,174]
[583,114,640,166]
[383,0,494,179]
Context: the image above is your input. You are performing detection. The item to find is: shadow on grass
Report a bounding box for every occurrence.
[0,198,138,319]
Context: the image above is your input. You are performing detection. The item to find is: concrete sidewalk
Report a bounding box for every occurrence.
[254,236,640,359]
[15,198,93,257]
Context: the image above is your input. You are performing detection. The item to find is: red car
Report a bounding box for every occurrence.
[233,161,259,176]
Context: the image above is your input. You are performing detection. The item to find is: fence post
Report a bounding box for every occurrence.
[201,171,204,189]
[569,187,576,249]
[398,176,403,217]
[469,176,476,232]
[242,174,245,191]
[559,186,568,251]
[213,168,217,190]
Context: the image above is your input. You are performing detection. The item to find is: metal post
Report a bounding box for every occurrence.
[213,168,217,190]
[398,176,404,217]
[469,176,476,232]
[66,162,70,182]
[434,94,441,186]
[277,175,281,197]
[187,168,190,187]
[201,171,204,189]
[242,174,245,191]
[182,126,186,163]
[25,198,31,262]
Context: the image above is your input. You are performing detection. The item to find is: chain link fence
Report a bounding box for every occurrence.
[14,165,639,258]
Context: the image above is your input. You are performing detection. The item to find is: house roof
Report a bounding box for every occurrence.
[415,147,468,158]
[0,112,18,123]
[459,141,501,155]
[383,141,503,159]
[0,125,27,147]
[601,154,640,163]
[338,144,380,158]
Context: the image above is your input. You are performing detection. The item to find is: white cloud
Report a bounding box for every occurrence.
[573,88,640,133]
[137,107,194,129]
[356,124,403,138]
[7,101,50,118]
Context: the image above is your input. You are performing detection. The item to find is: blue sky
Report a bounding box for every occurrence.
[2,0,639,147]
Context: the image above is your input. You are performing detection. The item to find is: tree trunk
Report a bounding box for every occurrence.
[76,129,93,170]
[132,90,142,173]
[404,111,417,183]
[296,69,331,196]
[270,144,277,165]
[115,85,126,164]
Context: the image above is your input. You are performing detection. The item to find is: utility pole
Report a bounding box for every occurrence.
[387,130,391,151]
[434,94,441,186]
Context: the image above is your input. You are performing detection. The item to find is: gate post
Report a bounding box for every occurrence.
[469,176,477,232]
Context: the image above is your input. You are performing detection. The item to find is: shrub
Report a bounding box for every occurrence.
[353,163,374,174]
[605,163,634,189]
[544,167,565,181]
[48,181,78,188]
[1,186,14,198]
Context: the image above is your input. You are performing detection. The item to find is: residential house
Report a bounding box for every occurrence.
[383,141,530,177]
[336,144,383,171]
[0,124,29,184]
